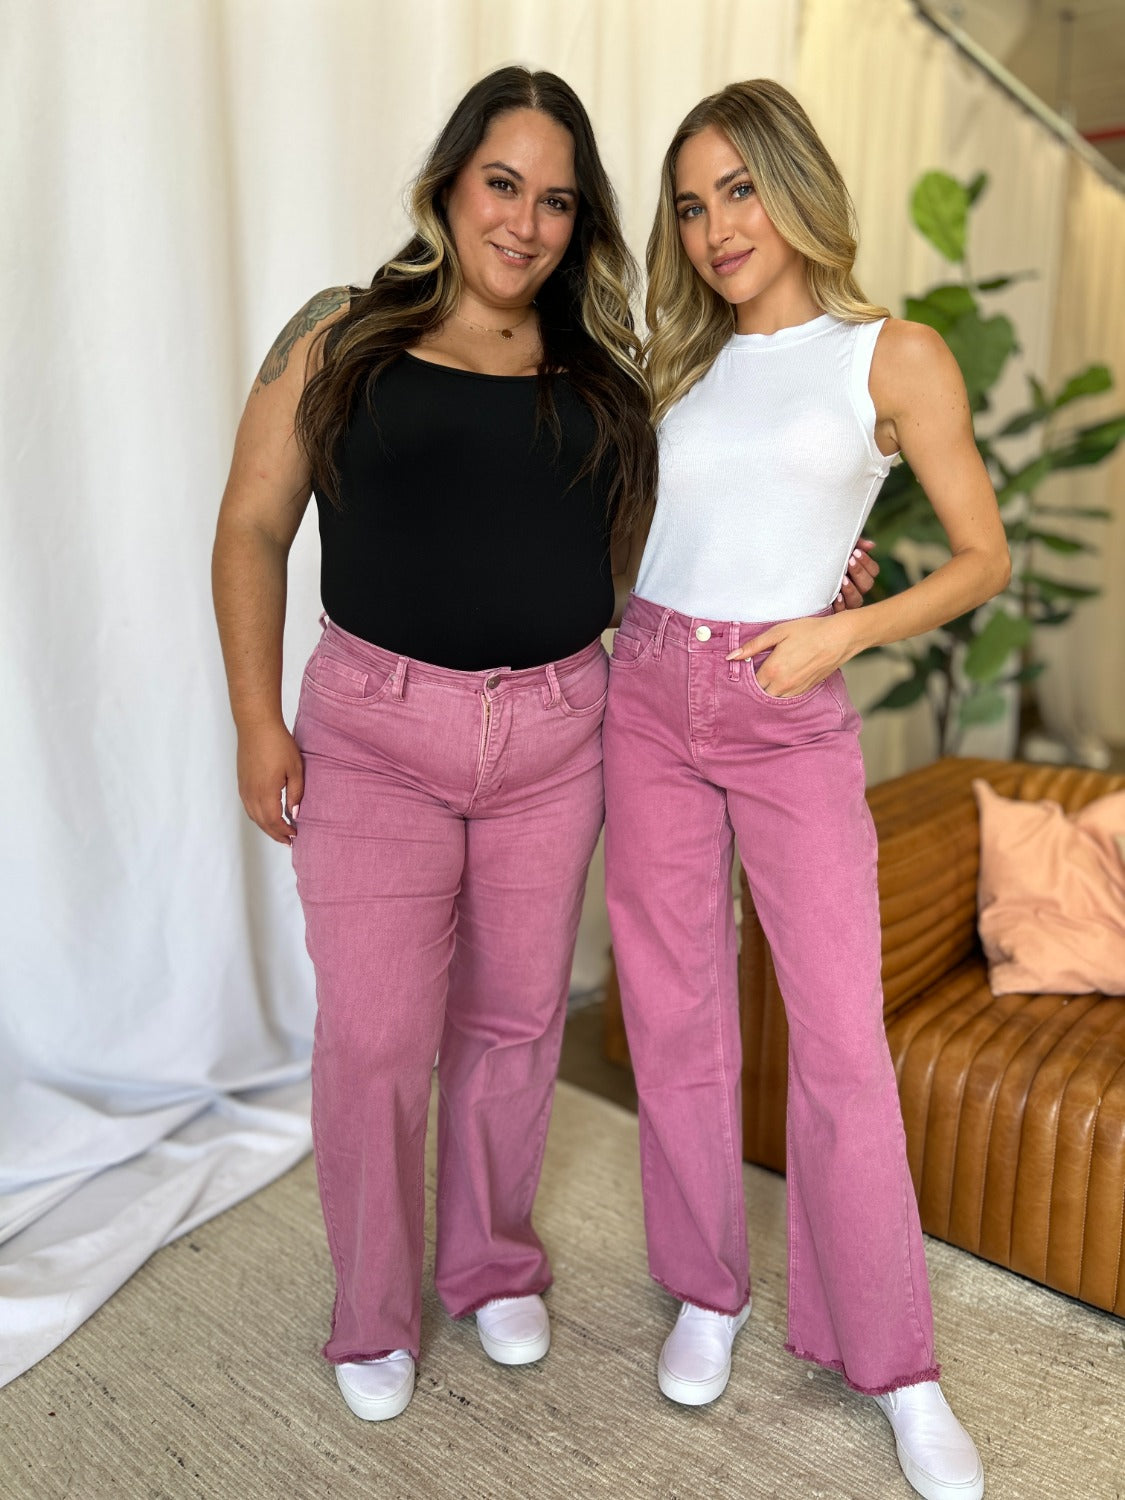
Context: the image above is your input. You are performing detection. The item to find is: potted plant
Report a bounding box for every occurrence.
[863,170,1125,757]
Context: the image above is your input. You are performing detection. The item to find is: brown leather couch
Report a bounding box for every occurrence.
[606,756,1125,1315]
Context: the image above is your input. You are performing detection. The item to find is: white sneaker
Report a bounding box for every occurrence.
[475,1295,551,1365]
[657,1299,752,1406]
[334,1351,415,1421]
[874,1381,984,1500]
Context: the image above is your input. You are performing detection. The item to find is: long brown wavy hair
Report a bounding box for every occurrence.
[296,67,655,546]
[646,80,888,425]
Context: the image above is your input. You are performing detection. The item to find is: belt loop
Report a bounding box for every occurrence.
[654,608,673,660]
[727,621,741,681]
[318,611,329,632]
[543,662,561,708]
[391,656,407,700]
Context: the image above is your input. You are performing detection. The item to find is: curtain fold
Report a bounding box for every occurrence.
[0,0,800,1388]
[1037,163,1125,749]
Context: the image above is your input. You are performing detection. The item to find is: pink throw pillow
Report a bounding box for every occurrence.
[973,779,1125,996]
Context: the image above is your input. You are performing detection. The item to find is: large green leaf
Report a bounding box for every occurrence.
[1021,572,1101,602]
[1035,505,1112,520]
[866,643,947,713]
[995,407,1049,438]
[1009,521,1092,553]
[1053,365,1112,409]
[866,472,944,552]
[1007,662,1047,684]
[958,688,1009,727]
[945,311,1017,405]
[870,553,912,599]
[963,610,1032,682]
[905,298,943,332]
[928,286,978,316]
[1050,414,1125,468]
[874,464,920,504]
[905,284,978,336]
[1031,607,1076,628]
[996,453,1052,500]
[1025,530,1092,554]
[869,166,1117,741]
[868,674,932,712]
[911,172,968,262]
[975,271,1035,292]
[943,610,979,643]
[921,642,949,674]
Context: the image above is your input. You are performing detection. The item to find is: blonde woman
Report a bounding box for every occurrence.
[212,67,658,1421]
[604,81,1008,1500]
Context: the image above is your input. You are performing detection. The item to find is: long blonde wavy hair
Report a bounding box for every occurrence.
[297,67,656,546]
[646,80,888,425]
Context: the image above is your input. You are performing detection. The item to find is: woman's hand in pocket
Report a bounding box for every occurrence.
[727,613,856,699]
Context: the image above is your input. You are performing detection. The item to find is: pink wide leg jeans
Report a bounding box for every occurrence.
[603,595,938,1394]
[291,619,607,1363]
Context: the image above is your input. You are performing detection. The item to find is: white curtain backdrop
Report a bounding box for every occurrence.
[0,0,799,1388]
[1039,162,1125,748]
[2,0,1121,1388]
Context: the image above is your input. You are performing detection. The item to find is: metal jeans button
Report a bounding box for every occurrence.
[485,674,501,690]
[695,625,712,642]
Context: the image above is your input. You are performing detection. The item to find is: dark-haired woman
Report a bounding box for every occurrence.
[603,81,1007,1500]
[211,68,656,1421]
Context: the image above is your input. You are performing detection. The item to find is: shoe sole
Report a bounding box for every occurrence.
[657,1303,751,1407]
[477,1325,551,1365]
[335,1365,415,1421]
[657,1354,733,1406]
[895,1446,984,1500]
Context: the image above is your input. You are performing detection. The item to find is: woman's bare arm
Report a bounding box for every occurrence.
[211,288,349,842]
[728,319,1010,696]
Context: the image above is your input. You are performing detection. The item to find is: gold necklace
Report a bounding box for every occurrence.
[453,306,535,340]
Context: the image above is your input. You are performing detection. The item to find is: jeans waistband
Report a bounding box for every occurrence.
[624,594,834,656]
[320,616,605,698]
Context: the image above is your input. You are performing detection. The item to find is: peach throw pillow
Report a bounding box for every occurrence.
[973,779,1125,996]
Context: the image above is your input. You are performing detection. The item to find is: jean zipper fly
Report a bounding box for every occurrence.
[472,692,493,800]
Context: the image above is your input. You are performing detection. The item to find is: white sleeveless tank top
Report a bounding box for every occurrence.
[634,313,895,621]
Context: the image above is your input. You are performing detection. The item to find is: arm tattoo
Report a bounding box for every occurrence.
[255,286,350,387]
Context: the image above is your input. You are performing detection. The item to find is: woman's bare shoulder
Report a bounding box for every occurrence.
[253,286,352,392]
[873,315,950,365]
[871,316,965,410]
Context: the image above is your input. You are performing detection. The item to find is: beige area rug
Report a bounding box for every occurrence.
[1,1082,1121,1500]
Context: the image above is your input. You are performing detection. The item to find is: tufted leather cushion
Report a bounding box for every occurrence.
[889,965,1125,1313]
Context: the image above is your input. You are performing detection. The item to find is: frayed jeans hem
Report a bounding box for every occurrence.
[653,1273,751,1319]
[325,1346,416,1365]
[455,1280,553,1321]
[785,1343,941,1395]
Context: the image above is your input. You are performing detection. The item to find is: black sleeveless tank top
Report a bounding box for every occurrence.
[314,353,617,671]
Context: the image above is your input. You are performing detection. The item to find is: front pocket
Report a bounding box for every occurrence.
[303,650,394,706]
[609,627,656,671]
[744,656,830,707]
[553,651,610,718]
